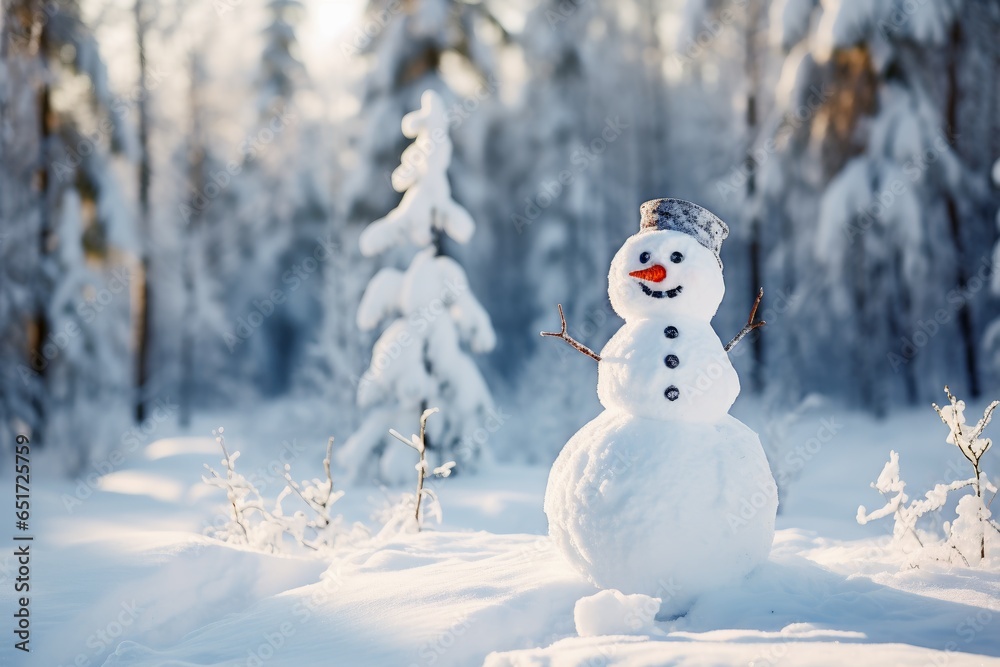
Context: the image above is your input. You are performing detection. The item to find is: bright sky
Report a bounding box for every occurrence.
[299,0,365,77]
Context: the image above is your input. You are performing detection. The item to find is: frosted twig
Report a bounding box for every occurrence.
[214,429,251,543]
[414,408,437,527]
[725,287,766,352]
[540,304,601,362]
[950,543,970,567]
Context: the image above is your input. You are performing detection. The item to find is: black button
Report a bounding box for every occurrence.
[665,354,679,369]
[664,326,679,338]
[665,386,680,401]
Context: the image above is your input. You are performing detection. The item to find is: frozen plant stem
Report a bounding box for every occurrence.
[725,287,766,352]
[540,304,602,362]
[415,412,429,524]
[932,386,1000,561]
[281,437,337,528]
[389,407,441,531]
[213,428,251,543]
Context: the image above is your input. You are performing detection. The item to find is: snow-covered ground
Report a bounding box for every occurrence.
[4,398,1000,666]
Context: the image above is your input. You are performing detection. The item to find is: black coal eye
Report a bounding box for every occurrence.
[639,251,651,264]
[670,251,684,264]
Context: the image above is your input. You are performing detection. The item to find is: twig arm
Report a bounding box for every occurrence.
[725,287,766,352]
[540,304,601,362]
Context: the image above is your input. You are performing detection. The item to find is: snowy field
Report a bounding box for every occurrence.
[3,398,999,667]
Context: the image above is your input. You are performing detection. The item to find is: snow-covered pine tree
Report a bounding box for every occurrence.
[985,157,1000,373]
[175,45,243,426]
[133,0,154,423]
[0,0,49,447]
[493,0,652,461]
[338,0,503,232]
[758,0,977,414]
[0,0,132,470]
[339,90,496,484]
[311,0,504,434]
[227,0,332,396]
[679,0,775,393]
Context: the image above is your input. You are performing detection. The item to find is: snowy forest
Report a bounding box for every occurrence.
[5,1,1000,666]
[2,0,1000,472]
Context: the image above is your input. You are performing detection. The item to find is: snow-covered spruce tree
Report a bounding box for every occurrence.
[313,0,509,445]
[338,0,503,232]
[678,0,775,394]
[757,0,979,414]
[339,90,496,484]
[174,44,250,425]
[0,0,132,470]
[225,0,332,397]
[495,0,648,462]
[985,157,1000,376]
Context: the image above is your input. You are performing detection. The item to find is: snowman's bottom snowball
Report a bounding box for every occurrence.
[544,410,777,615]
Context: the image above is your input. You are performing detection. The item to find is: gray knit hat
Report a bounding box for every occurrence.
[639,198,729,266]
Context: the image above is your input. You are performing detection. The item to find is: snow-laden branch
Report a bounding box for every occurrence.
[357,268,405,331]
[359,91,474,257]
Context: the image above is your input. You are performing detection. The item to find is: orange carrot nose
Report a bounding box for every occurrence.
[629,264,667,283]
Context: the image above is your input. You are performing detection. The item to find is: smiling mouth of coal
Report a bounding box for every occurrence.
[637,282,683,299]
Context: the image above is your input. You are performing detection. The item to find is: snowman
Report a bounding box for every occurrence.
[541,198,777,618]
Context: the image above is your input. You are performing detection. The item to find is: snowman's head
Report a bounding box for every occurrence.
[608,229,725,320]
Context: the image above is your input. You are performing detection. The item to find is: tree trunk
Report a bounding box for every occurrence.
[179,52,205,428]
[32,19,54,442]
[134,0,154,422]
[943,20,980,399]
[744,0,764,393]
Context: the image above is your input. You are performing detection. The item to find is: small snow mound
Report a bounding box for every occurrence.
[574,589,661,637]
